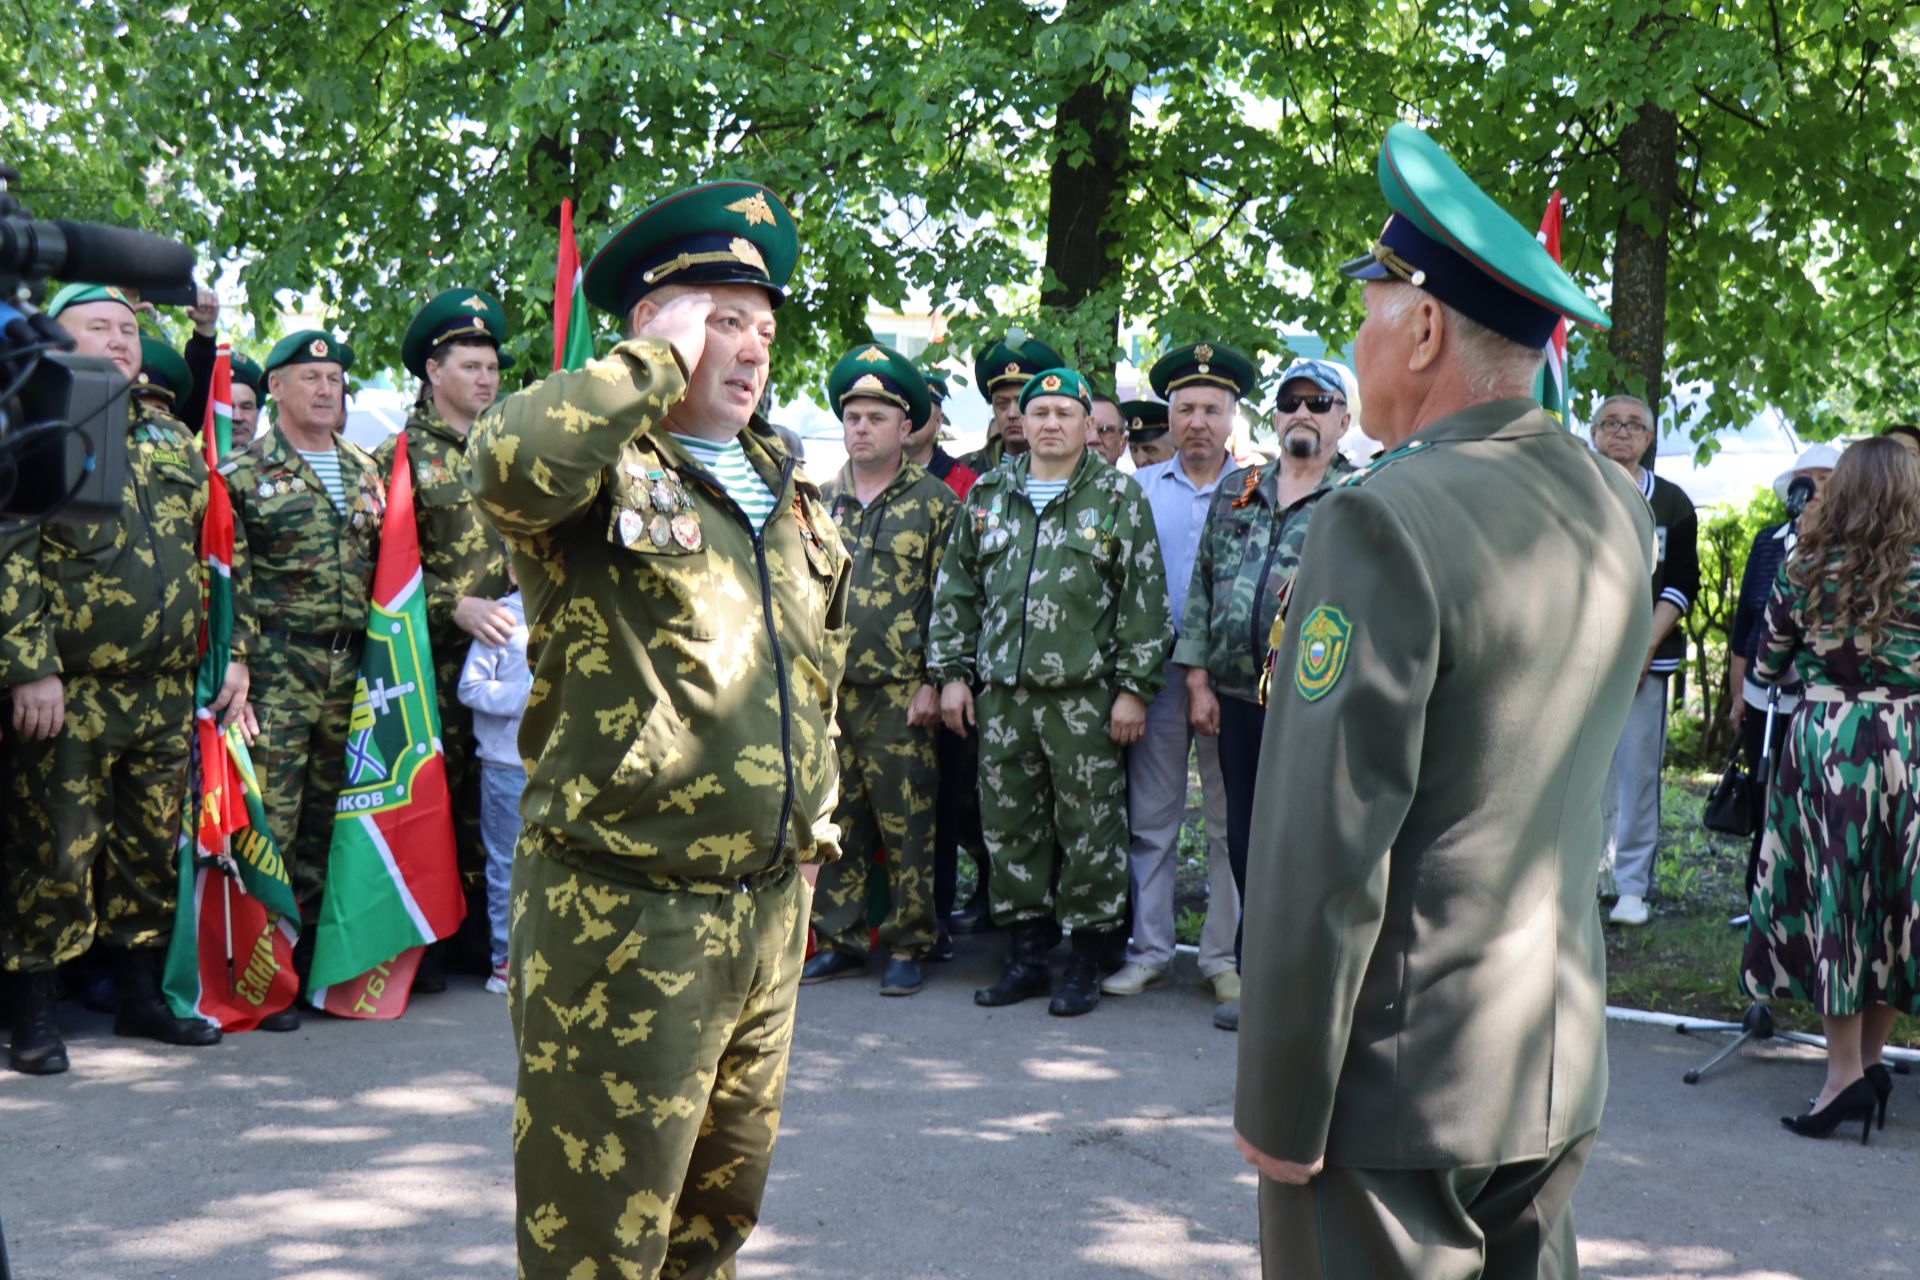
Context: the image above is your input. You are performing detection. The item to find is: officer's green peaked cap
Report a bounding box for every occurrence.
[1341,123,1609,347]
[1118,399,1169,442]
[1018,367,1093,413]
[230,352,265,394]
[45,283,137,318]
[1149,341,1259,401]
[923,371,950,405]
[134,336,192,406]
[973,335,1067,400]
[827,343,933,430]
[263,329,354,376]
[403,288,515,379]
[583,180,799,317]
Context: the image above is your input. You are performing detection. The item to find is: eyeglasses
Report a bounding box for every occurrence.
[1593,418,1651,435]
[1274,395,1345,414]
[1095,424,1120,436]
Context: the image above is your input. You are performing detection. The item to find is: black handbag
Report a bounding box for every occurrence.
[1702,742,1757,837]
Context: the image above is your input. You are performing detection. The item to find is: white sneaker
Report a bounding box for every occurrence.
[1100,962,1169,996]
[1209,971,1241,1004]
[1609,894,1650,926]
[485,963,510,995]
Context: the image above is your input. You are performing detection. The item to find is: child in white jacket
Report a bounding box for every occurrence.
[456,583,529,994]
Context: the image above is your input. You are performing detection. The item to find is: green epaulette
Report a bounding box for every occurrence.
[1340,437,1437,488]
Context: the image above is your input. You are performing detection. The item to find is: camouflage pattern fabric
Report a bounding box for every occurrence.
[373,406,508,889]
[1173,454,1352,702]
[926,449,1170,697]
[812,680,939,957]
[976,685,1129,931]
[509,831,809,1280]
[1741,551,1920,1016]
[957,435,1013,477]
[2,671,193,971]
[223,425,384,920]
[821,459,956,686]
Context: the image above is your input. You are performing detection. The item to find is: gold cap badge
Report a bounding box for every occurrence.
[730,236,768,272]
[308,338,329,358]
[857,346,887,363]
[1041,374,1062,391]
[725,192,776,227]
[1195,343,1214,363]
[1004,362,1020,376]
[851,373,886,393]
[460,294,488,311]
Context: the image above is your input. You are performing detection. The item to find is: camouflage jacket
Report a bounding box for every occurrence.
[372,405,508,655]
[465,337,851,875]
[0,402,210,684]
[928,449,1170,698]
[957,435,1018,476]
[821,460,958,688]
[1174,453,1353,702]
[221,425,384,653]
[1756,549,1920,691]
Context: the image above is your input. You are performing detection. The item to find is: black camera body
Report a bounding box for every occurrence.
[0,164,195,527]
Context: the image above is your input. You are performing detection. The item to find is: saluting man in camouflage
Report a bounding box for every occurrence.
[929,368,1171,1018]
[222,330,383,1007]
[802,344,957,998]
[377,289,514,978]
[467,181,849,1280]
[1177,357,1354,1033]
[1,285,243,1075]
[956,334,1065,476]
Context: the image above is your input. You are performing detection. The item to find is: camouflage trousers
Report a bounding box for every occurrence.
[510,827,810,1280]
[2,670,193,972]
[249,637,359,923]
[1742,698,1920,1016]
[812,681,939,957]
[977,685,1129,932]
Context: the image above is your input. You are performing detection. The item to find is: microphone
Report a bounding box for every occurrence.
[1785,475,1816,519]
[0,217,196,291]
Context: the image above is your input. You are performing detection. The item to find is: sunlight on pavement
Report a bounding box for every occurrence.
[1075,1195,1259,1278]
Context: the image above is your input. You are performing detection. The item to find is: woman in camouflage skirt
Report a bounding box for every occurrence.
[1743,437,1920,1142]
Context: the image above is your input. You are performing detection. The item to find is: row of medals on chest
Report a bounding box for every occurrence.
[619,464,704,551]
[978,493,1106,553]
[254,473,379,527]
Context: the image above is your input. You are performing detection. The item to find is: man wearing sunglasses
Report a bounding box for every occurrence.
[1176,358,1355,1031]
[1590,394,1698,927]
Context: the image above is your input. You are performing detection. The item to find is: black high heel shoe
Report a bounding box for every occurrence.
[1864,1063,1893,1131]
[1782,1077,1876,1144]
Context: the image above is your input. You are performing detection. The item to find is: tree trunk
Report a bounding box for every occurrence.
[1040,64,1130,383]
[1607,102,1677,449]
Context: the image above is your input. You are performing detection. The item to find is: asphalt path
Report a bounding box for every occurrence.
[3,941,1914,1279]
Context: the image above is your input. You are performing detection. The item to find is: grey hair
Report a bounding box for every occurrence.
[1592,392,1655,428]
[1373,282,1546,400]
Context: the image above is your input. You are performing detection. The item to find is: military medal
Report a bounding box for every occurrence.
[1080,526,1097,540]
[618,509,644,547]
[648,513,672,546]
[258,481,272,498]
[650,478,677,512]
[671,512,702,550]
[1078,508,1099,528]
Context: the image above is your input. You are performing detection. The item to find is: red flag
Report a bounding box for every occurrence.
[554,198,592,372]
[1536,191,1569,424]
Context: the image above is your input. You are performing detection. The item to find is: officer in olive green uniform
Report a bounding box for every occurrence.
[468,181,849,1280]
[929,368,1170,1017]
[1234,124,1653,1278]
[223,331,383,932]
[802,344,957,997]
[956,335,1065,475]
[376,290,513,946]
[2,284,225,1075]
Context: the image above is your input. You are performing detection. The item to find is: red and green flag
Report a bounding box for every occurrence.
[164,344,302,1030]
[305,431,465,1018]
[1535,189,1570,426]
[554,196,592,372]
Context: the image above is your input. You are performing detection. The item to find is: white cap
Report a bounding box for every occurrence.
[1773,443,1842,501]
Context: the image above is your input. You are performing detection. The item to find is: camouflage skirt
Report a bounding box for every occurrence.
[1742,699,1920,1016]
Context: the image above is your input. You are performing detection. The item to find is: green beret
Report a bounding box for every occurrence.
[263,329,353,377]
[1340,123,1609,346]
[45,283,136,319]
[1149,341,1258,401]
[230,352,265,395]
[402,288,515,380]
[1119,399,1169,443]
[973,335,1066,400]
[1018,367,1093,414]
[826,343,932,430]
[134,336,192,408]
[583,180,799,317]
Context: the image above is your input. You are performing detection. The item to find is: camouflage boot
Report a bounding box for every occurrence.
[110,948,220,1047]
[7,971,68,1075]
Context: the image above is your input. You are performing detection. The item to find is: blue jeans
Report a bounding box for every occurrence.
[480,761,527,968]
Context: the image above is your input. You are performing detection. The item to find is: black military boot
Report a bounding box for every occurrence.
[1048,930,1107,1017]
[8,971,69,1075]
[973,922,1052,1007]
[110,948,221,1047]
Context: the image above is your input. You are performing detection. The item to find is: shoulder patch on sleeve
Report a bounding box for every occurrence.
[1293,604,1353,702]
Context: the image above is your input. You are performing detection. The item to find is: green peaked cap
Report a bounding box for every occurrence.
[1017,367,1093,413]
[263,329,354,376]
[402,288,515,379]
[135,336,192,407]
[826,342,932,430]
[45,283,137,318]
[1118,398,1169,441]
[1340,123,1609,346]
[973,335,1066,400]
[583,180,799,316]
[1148,341,1259,401]
[229,352,265,394]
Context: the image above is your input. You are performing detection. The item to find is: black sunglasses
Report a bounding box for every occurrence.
[1274,394,1345,414]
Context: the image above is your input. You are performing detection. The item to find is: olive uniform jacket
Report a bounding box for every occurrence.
[1236,398,1654,1170]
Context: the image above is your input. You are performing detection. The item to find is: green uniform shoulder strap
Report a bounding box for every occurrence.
[1340,437,1438,489]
